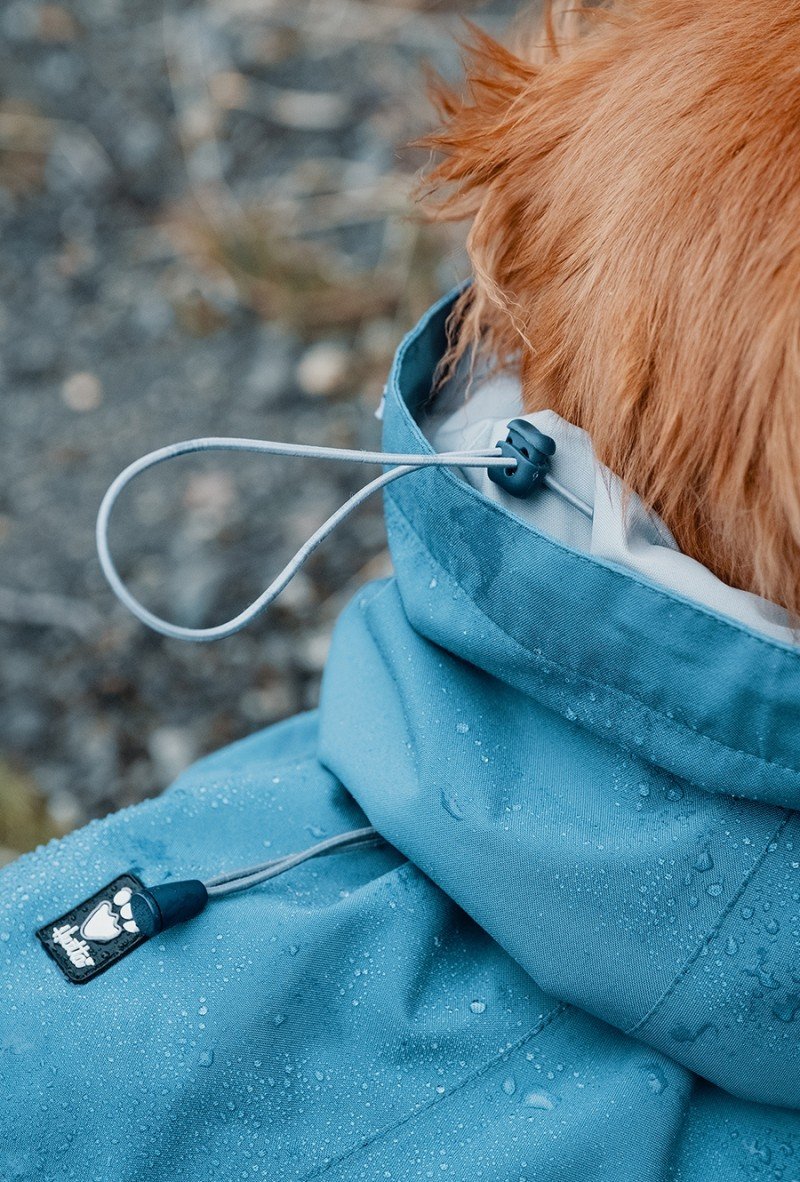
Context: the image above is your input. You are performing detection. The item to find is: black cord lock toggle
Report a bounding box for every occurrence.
[488,419,556,499]
[129,880,209,938]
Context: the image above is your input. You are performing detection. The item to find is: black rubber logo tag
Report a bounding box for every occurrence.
[36,873,146,984]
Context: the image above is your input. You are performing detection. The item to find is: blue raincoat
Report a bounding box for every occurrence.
[2,288,800,1181]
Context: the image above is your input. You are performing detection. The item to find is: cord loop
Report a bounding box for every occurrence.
[96,436,513,642]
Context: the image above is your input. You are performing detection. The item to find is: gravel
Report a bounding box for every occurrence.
[0,0,519,848]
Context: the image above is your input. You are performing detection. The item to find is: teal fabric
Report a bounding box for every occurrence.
[2,288,799,1180]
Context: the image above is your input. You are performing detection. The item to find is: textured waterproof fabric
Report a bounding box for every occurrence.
[2,287,800,1180]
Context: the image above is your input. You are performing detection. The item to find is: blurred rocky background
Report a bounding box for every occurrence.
[0,0,520,860]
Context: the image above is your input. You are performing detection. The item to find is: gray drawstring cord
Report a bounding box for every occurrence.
[127,825,390,937]
[204,825,383,898]
[96,436,518,643]
[97,420,593,644]
[545,475,593,519]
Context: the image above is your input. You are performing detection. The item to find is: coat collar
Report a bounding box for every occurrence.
[380,286,800,808]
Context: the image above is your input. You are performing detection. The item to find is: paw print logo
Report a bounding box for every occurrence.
[79,887,139,943]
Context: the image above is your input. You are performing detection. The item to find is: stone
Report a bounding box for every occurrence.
[61,371,103,411]
[296,342,352,398]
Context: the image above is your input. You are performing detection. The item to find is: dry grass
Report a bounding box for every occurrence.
[0,103,53,195]
[0,760,65,864]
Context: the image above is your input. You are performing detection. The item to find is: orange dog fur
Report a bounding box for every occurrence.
[422,0,800,619]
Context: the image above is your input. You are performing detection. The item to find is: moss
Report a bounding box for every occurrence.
[0,759,64,865]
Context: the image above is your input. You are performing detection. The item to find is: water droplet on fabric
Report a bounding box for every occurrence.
[523,1090,559,1110]
[744,950,780,990]
[693,848,714,873]
[198,1050,214,1067]
[441,789,464,821]
[706,883,723,898]
[771,995,800,1023]
[669,1022,715,1044]
[502,1076,516,1096]
[456,722,470,735]
[642,1064,668,1094]
[469,1000,486,1014]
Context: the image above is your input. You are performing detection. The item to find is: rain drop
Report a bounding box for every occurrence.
[744,950,779,990]
[502,1076,516,1096]
[670,1022,715,1044]
[771,995,800,1024]
[693,848,714,873]
[441,790,464,821]
[642,1065,668,1095]
[469,1000,486,1014]
[523,1090,559,1110]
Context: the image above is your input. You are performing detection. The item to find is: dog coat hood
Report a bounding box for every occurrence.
[2,288,800,1179]
[423,366,795,646]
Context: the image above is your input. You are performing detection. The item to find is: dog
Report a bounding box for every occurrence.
[421,0,800,619]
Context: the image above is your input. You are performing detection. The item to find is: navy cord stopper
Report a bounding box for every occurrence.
[129,880,209,938]
[488,419,556,499]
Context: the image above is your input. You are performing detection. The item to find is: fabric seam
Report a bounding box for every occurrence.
[625,811,792,1035]
[300,1002,567,1181]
